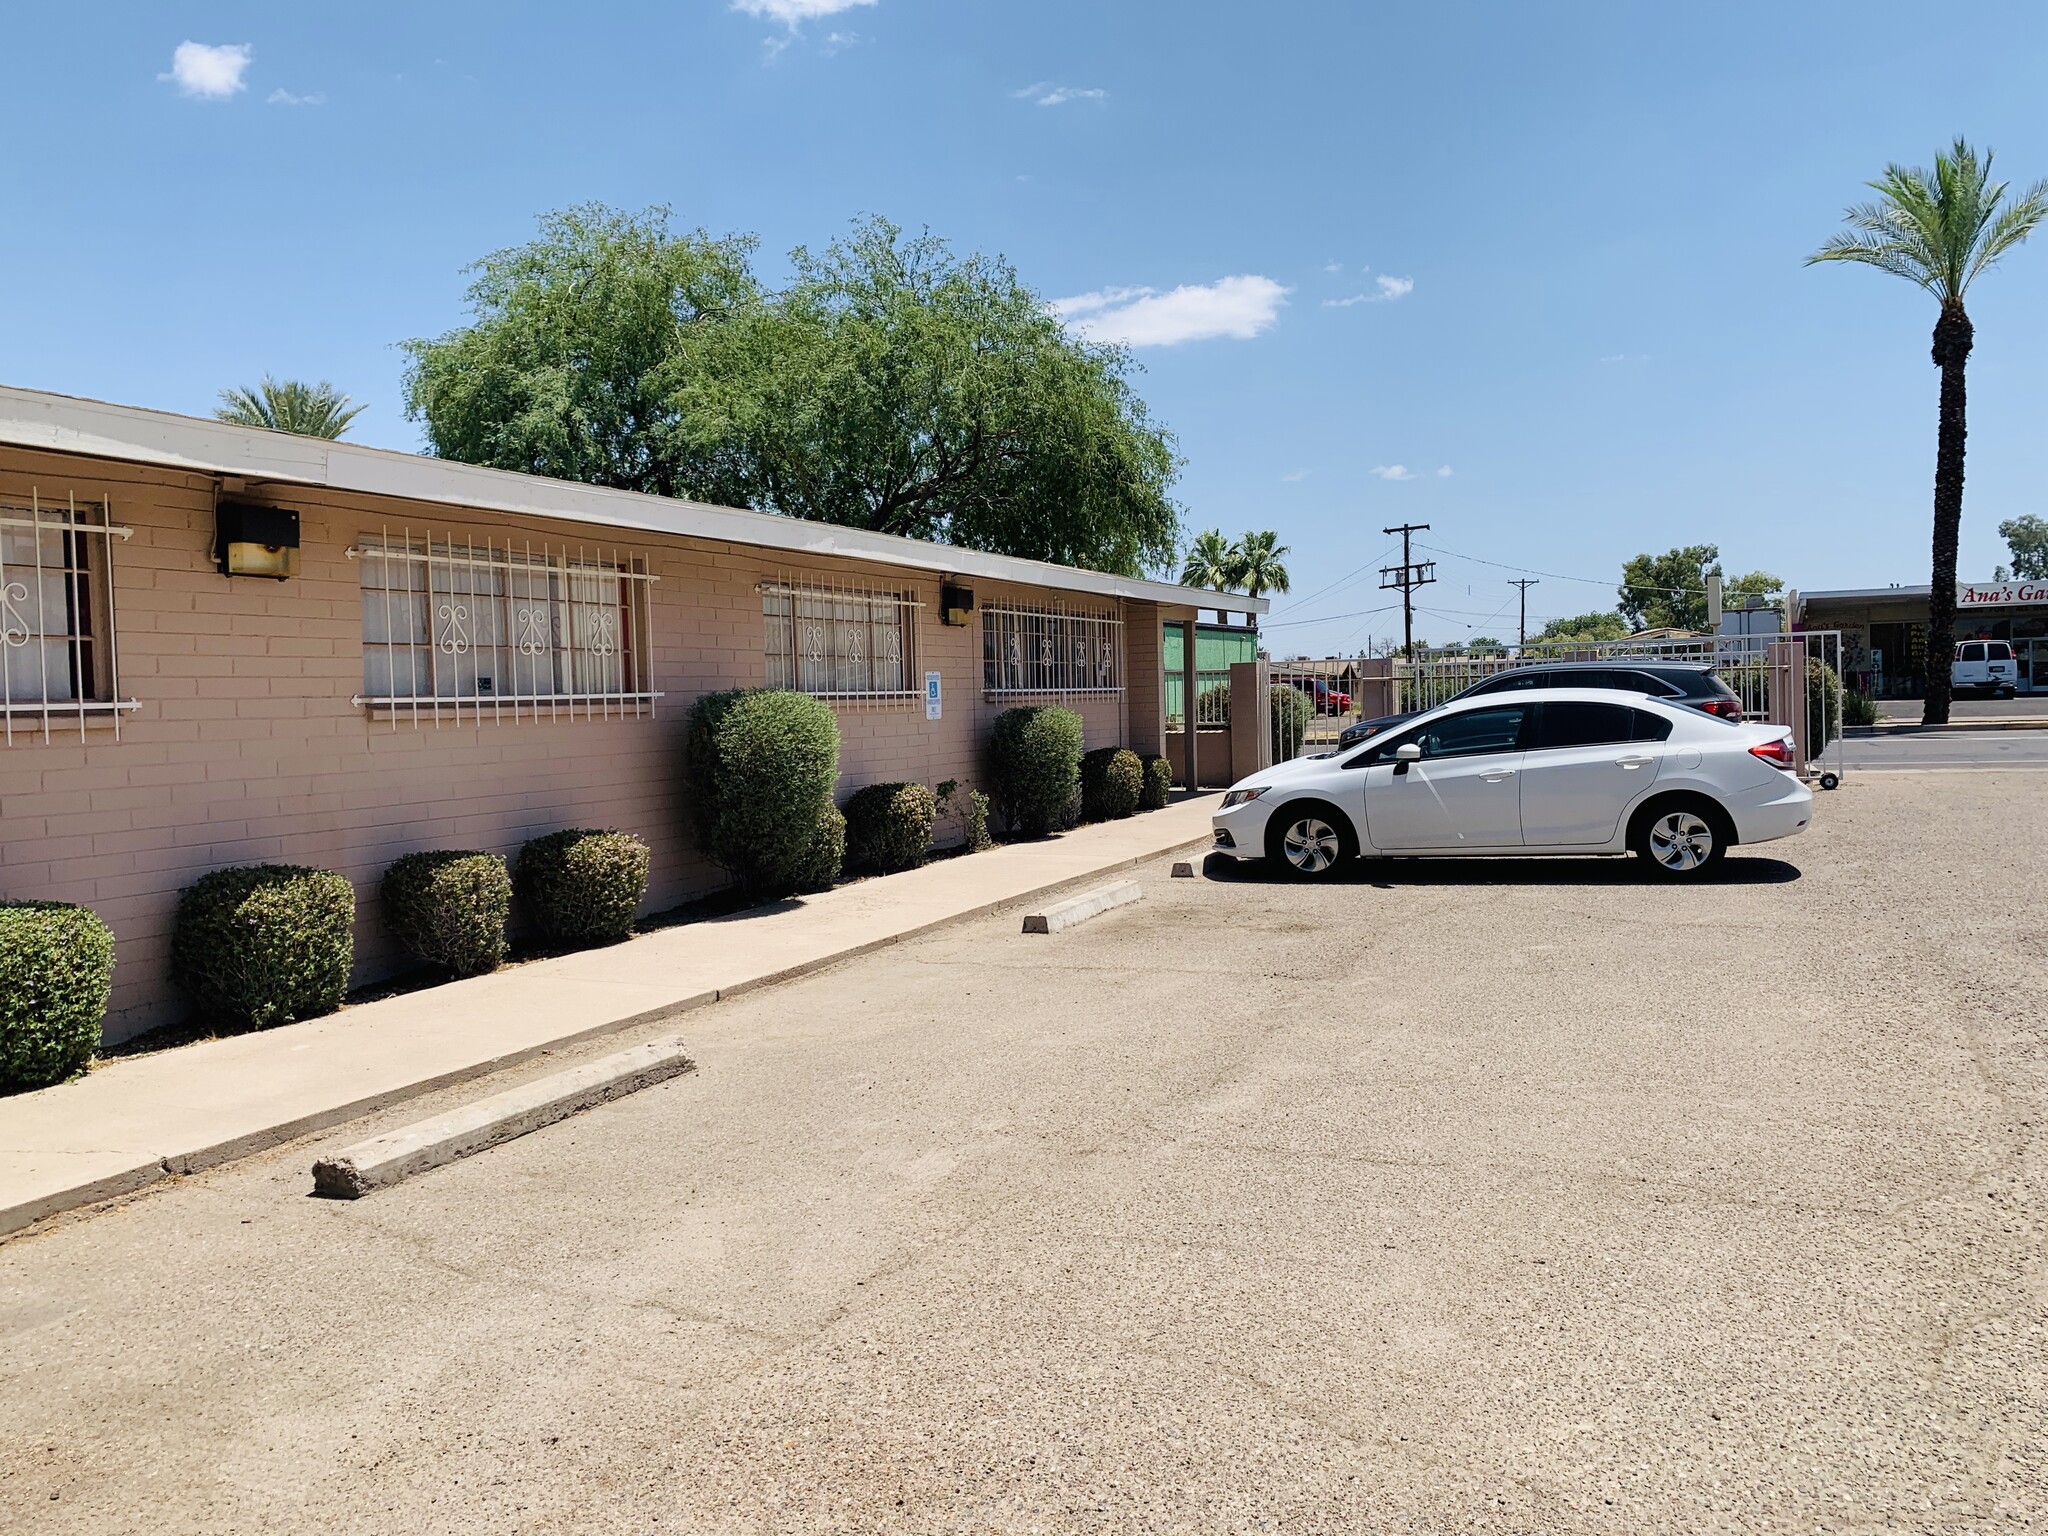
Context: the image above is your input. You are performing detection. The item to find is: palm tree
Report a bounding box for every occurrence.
[1179,528,1240,591]
[1233,529,1291,609]
[215,377,365,439]
[1809,139,2048,724]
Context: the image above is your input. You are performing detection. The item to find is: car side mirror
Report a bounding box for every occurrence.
[1394,743,1422,761]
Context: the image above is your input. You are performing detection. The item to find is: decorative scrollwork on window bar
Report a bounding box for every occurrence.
[981,599,1123,698]
[349,528,661,729]
[759,574,923,708]
[0,491,137,746]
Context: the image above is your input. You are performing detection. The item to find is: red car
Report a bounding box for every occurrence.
[1286,678,1351,715]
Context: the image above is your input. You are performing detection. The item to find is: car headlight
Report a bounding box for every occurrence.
[1219,786,1269,809]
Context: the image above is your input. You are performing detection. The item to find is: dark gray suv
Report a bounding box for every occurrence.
[1335,660,1743,750]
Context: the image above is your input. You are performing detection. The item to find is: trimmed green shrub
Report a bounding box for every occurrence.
[0,902,114,1091]
[987,706,1083,838]
[844,782,937,875]
[1844,687,1880,728]
[1269,684,1311,761]
[793,802,846,894]
[1806,658,1843,752]
[936,779,993,852]
[686,688,841,894]
[1081,747,1144,821]
[381,851,511,978]
[516,830,649,949]
[1139,754,1173,811]
[172,865,355,1029]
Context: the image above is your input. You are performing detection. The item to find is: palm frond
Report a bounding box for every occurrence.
[1810,139,2042,303]
[215,375,365,439]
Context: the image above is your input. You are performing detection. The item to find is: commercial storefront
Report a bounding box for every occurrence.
[1795,580,2048,697]
[0,386,1258,1041]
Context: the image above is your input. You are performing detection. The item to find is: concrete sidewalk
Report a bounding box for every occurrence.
[0,795,1220,1237]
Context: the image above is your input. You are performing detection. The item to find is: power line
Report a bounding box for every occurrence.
[1413,540,1716,597]
[1261,601,1400,630]
[1262,542,1398,619]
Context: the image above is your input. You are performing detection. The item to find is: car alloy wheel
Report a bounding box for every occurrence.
[1645,810,1715,873]
[1281,816,1342,874]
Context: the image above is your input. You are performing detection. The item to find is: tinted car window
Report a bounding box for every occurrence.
[1411,705,1530,759]
[1629,708,1674,741]
[1958,642,1982,661]
[1533,701,1637,749]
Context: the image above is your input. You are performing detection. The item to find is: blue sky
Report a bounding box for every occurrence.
[6,2,2048,654]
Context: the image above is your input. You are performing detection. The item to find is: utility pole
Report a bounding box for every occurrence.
[1380,523,1437,659]
[1511,578,1539,650]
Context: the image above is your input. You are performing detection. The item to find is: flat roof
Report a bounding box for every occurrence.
[0,384,1259,614]
[1801,583,2031,602]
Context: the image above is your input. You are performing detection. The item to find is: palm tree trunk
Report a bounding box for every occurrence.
[1924,300,1973,726]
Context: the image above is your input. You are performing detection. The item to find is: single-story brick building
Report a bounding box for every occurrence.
[0,386,1263,1043]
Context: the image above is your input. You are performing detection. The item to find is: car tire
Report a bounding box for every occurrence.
[1264,802,1357,879]
[1629,798,1730,880]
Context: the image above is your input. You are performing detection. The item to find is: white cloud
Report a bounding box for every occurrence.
[821,30,861,53]
[1370,465,1417,481]
[1050,275,1289,347]
[733,0,876,23]
[1322,260,1344,273]
[1324,273,1414,306]
[1436,465,1453,478]
[1014,82,1107,106]
[1281,468,1311,483]
[161,41,251,100]
[267,88,324,106]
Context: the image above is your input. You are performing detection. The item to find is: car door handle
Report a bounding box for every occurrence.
[1481,769,1517,782]
[1614,755,1655,770]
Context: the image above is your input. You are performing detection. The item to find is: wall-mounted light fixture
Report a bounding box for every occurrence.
[940,581,975,627]
[215,503,301,580]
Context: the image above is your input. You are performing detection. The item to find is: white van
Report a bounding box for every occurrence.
[1952,640,2019,698]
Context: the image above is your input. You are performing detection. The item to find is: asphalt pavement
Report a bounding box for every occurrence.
[2,772,2042,1534]
[1844,729,2048,770]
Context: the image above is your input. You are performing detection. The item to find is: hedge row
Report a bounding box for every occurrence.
[5,691,1173,1090]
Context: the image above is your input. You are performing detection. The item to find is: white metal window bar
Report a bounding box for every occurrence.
[349,529,661,727]
[981,599,1123,698]
[0,491,136,745]
[760,576,922,705]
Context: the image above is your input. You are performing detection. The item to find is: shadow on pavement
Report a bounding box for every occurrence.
[1201,852,1802,888]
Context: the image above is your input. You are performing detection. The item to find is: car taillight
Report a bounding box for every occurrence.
[1700,697,1744,720]
[1749,736,1797,769]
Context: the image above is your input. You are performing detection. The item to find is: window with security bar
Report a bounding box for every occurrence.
[762,579,919,701]
[353,533,660,723]
[0,492,135,744]
[981,601,1122,697]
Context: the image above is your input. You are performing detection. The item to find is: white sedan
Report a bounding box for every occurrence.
[1211,688,1812,881]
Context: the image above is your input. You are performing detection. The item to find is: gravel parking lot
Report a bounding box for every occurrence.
[2,771,2043,1534]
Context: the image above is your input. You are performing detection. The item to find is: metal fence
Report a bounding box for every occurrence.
[1393,632,1848,783]
[1260,634,1849,785]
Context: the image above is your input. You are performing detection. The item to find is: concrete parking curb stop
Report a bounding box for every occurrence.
[311,1036,697,1198]
[1022,880,1144,934]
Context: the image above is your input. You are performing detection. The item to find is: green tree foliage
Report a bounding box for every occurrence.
[1180,529,1238,590]
[405,208,1182,576]
[1619,546,1721,631]
[1233,530,1291,600]
[1535,610,1632,643]
[1810,139,2048,724]
[1178,528,1290,599]
[1617,546,1781,631]
[2000,514,2048,578]
[216,377,364,439]
[402,206,761,500]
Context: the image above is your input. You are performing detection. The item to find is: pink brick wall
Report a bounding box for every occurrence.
[0,446,1163,1043]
